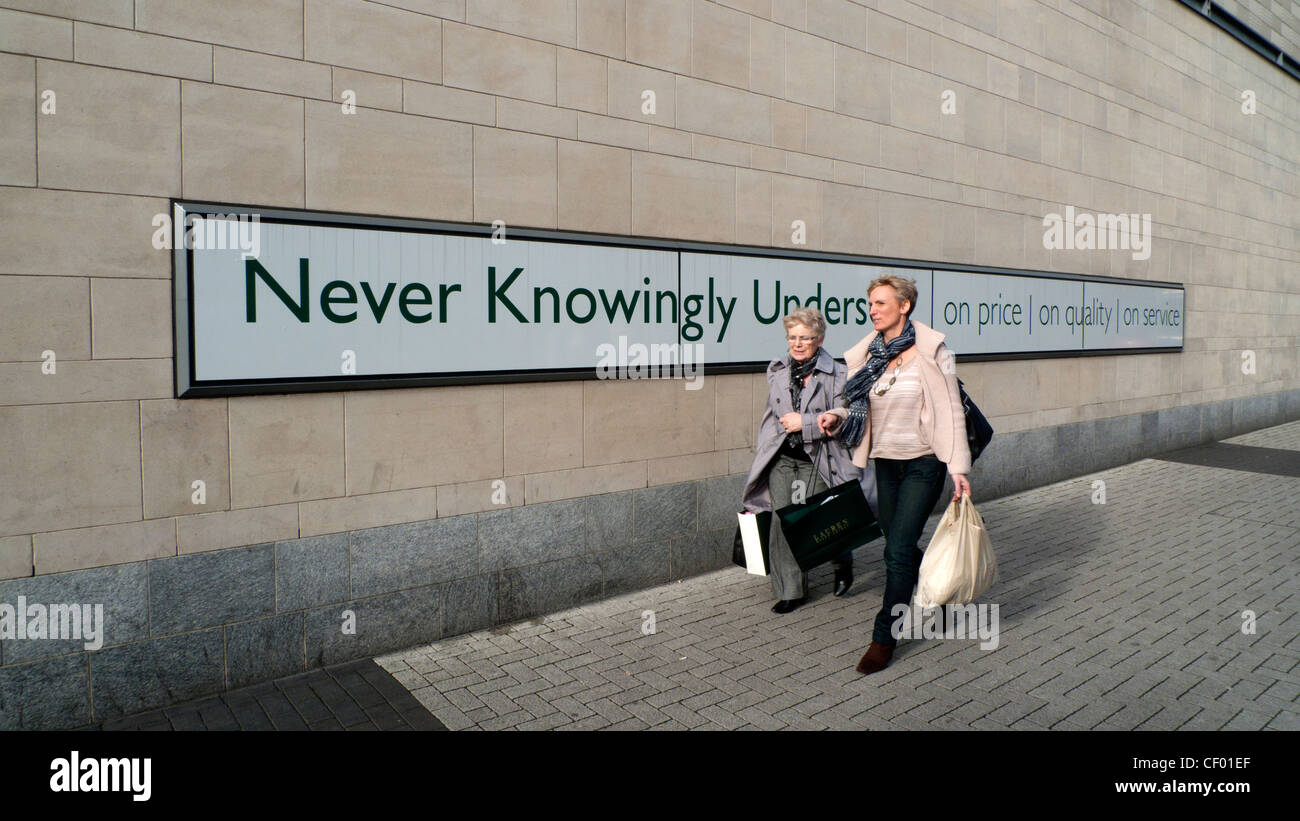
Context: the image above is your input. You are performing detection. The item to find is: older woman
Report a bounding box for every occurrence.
[742,307,860,613]
[819,275,971,675]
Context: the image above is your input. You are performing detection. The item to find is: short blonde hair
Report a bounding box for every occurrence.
[782,307,826,338]
[868,275,918,317]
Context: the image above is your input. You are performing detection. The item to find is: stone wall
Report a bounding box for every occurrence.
[1,0,1297,727]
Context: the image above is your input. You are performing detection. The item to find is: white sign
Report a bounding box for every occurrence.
[928,271,1184,354]
[174,204,1183,396]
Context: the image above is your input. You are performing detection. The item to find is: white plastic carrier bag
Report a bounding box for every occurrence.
[916,493,997,607]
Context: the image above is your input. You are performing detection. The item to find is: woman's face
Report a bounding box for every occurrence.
[869,286,911,336]
[786,323,821,362]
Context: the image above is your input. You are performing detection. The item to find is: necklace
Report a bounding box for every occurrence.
[873,356,904,396]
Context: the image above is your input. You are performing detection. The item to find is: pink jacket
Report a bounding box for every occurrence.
[827,320,972,477]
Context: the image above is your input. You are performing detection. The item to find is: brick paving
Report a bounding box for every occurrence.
[94,659,445,731]
[94,420,1300,731]
[378,419,1300,731]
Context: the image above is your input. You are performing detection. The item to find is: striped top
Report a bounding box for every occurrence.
[867,358,933,461]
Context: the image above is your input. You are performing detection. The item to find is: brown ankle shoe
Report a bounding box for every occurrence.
[855,641,895,675]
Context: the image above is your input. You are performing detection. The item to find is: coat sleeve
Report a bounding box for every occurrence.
[937,342,972,476]
[800,361,846,441]
[741,369,786,513]
[824,336,871,423]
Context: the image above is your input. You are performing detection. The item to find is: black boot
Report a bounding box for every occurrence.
[833,566,853,597]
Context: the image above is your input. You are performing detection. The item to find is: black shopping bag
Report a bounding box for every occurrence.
[732,511,772,575]
[958,378,994,462]
[776,480,882,571]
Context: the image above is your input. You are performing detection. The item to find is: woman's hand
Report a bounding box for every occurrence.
[779,412,802,433]
[817,412,841,435]
[951,473,971,502]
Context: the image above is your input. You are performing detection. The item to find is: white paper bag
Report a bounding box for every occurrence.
[737,511,769,576]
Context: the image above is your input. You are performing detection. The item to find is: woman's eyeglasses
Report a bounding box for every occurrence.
[786,335,819,344]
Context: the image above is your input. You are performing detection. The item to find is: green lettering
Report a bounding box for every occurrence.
[438,283,461,323]
[566,288,597,323]
[399,283,433,323]
[534,286,560,323]
[360,281,396,322]
[321,280,358,323]
[754,279,780,324]
[245,258,309,322]
[488,266,528,323]
[598,288,639,323]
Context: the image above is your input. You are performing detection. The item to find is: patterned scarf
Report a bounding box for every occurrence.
[785,350,820,447]
[838,319,917,448]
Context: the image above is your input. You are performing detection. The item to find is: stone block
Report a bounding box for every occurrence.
[344,385,500,494]
[307,0,441,81]
[31,519,174,576]
[601,538,671,596]
[0,561,148,664]
[0,188,168,279]
[90,278,171,359]
[442,19,555,103]
[675,76,770,145]
[0,653,89,730]
[225,612,305,688]
[625,0,690,74]
[89,628,224,719]
[498,554,602,622]
[479,499,585,570]
[0,535,32,582]
[524,462,647,505]
[0,274,88,362]
[36,60,179,196]
[473,126,557,228]
[176,503,299,555]
[0,8,72,59]
[578,0,624,58]
[74,21,212,81]
[304,586,439,666]
[305,100,473,221]
[468,0,576,45]
[0,401,140,537]
[228,392,345,508]
[349,515,478,597]
[670,528,732,578]
[149,544,275,635]
[633,482,697,543]
[213,45,332,99]
[441,573,497,637]
[299,487,437,538]
[691,0,748,88]
[585,490,633,552]
[698,474,747,531]
[137,0,303,58]
[181,81,305,207]
[557,139,631,236]
[275,533,350,612]
[403,80,495,124]
[0,54,35,185]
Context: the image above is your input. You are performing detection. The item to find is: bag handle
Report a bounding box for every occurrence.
[813,434,835,486]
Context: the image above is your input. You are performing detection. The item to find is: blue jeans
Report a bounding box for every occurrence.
[871,454,949,645]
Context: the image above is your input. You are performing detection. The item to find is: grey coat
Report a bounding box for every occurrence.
[741,347,862,513]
